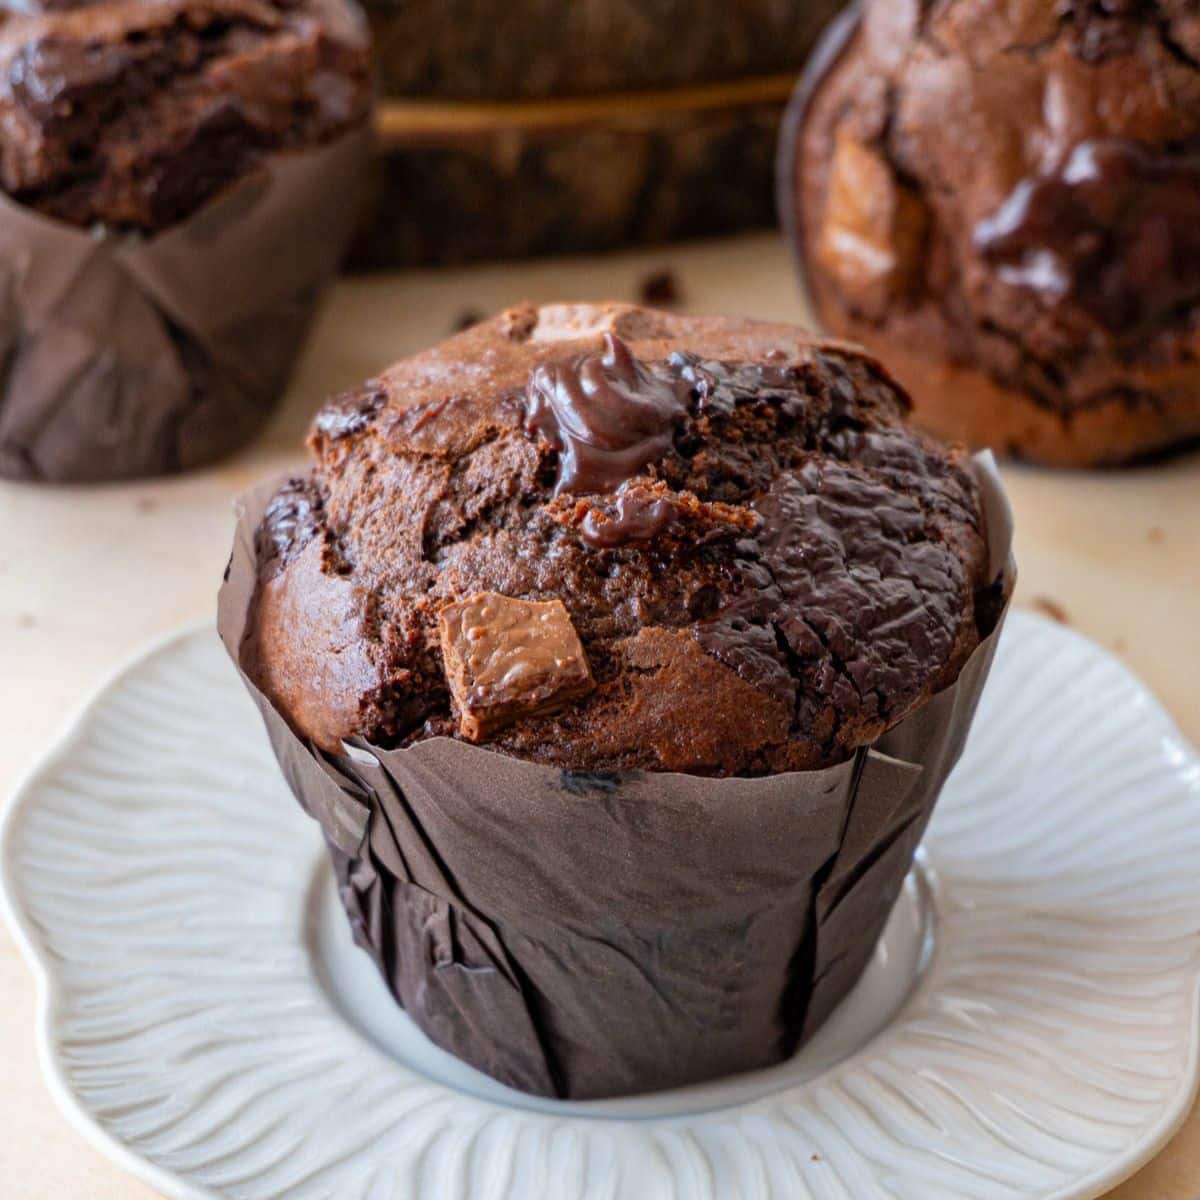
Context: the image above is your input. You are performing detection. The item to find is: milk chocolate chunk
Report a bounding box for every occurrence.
[439,592,594,742]
[816,129,927,319]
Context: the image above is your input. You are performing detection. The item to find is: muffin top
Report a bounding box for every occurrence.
[247,303,997,776]
[0,0,371,231]
[789,0,1200,413]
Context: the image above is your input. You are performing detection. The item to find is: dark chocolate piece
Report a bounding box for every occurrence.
[638,269,681,306]
[524,332,690,495]
[974,139,1200,340]
[312,388,387,446]
[439,592,594,741]
[255,477,326,573]
[578,484,682,548]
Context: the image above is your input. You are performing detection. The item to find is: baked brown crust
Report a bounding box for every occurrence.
[785,0,1200,467]
[247,303,997,776]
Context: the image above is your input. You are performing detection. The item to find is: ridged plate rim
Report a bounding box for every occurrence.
[3,610,1199,1200]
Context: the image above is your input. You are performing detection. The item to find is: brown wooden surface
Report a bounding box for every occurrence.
[363,0,841,100]
[356,80,794,268]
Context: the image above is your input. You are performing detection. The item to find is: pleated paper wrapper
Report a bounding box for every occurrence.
[0,126,370,482]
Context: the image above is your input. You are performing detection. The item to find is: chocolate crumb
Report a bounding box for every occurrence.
[639,269,682,306]
[1032,595,1070,624]
[16,612,36,629]
[451,309,485,333]
[500,304,538,341]
[135,496,158,514]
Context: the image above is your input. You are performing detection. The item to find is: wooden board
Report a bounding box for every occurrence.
[352,77,794,267]
[363,0,844,100]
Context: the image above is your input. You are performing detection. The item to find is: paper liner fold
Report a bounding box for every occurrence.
[218,453,1014,1100]
[0,127,371,483]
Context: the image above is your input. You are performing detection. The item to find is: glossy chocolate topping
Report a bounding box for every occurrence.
[255,477,325,575]
[671,351,814,422]
[578,483,682,548]
[975,139,1200,338]
[438,591,595,742]
[524,332,690,495]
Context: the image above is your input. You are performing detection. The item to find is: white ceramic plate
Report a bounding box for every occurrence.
[3,611,1200,1200]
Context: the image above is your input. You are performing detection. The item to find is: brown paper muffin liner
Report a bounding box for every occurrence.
[0,126,372,483]
[218,454,1014,1100]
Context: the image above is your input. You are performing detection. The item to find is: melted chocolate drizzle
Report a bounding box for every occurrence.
[974,139,1200,337]
[255,477,324,573]
[578,485,682,548]
[524,333,690,495]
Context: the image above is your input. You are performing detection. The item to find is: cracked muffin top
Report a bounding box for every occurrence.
[246,303,999,776]
[0,0,371,231]
[784,0,1200,465]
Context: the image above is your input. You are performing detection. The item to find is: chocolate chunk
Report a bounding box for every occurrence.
[816,129,927,319]
[312,388,387,445]
[439,592,595,742]
[639,270,682,306]
[571,481,758,549]
[578,484,682,548]
[451,309,485,332]
[524,332,690,495]
[255,478,325,574]
[974,139,1200,339]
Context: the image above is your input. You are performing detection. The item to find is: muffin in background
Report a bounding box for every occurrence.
[220,303,1014,1100]
[780,0,1200,467]
[0,0,372,482]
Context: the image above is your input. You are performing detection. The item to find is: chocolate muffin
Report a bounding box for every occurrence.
[781,0,1200,466]
[223,302,1012,1099]
[0,0,372,482]
[248,303,996,775]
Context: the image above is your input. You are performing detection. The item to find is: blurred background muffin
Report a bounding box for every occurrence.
[780,0,1200,466]
[0,0,372,482]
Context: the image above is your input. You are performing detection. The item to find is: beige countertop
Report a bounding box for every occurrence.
[1,234,1197,1199]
